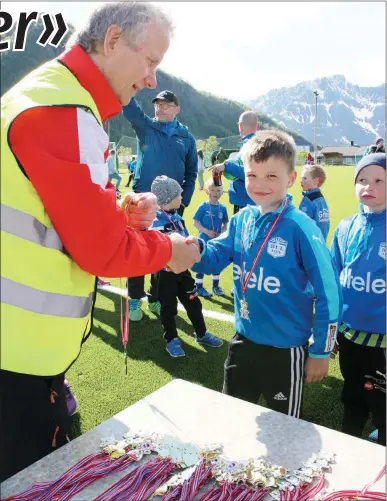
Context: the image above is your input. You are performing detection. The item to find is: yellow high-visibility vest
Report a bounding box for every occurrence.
[1,59,102,376]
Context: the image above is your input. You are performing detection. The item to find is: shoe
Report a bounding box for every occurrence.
[148,301,161,315]
[368,429,378,442]
[97,278,111,287]
[197,286,212,298]
[196,332,223,348]
[166,338,185,357]
[212,286,225,296]
[64,379,78,416]
[231,288,235,297]
[129,299,143,321]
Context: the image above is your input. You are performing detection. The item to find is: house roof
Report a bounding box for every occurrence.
[321,145,368,157]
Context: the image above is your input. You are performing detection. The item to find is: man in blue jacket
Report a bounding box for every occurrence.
[122,90,198,321]
[210,111,259,214]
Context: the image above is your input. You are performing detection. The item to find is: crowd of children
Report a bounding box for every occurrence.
[100,133,385,447]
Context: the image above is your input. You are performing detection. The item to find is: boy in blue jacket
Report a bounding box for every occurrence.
[193,179,229,297]
[150,176,223,358]
[192,130,342,417]
[300,164,330,241]
[330,153,386,445]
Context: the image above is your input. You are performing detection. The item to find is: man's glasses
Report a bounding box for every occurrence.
[154,102,177,110]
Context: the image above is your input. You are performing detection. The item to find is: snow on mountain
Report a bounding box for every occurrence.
[248,75,385,146]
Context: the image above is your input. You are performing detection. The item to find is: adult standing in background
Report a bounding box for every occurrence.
[197,149,205,190]
[122,90,198,321]
[210,111,259,214]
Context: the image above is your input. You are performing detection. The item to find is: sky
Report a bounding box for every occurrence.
[2,1,386,102]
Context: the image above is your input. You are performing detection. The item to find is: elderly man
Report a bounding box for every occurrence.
[0,2,200,481]
[122,90,198,321]
[211,111,259,214]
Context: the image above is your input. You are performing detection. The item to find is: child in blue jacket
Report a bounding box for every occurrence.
[300,164,330,241]
[192,130,342,417]
[330,153,386,445]
[150,176,223,358]
[193,179,229,297]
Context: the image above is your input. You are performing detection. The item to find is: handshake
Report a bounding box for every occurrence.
[121,191,201,274]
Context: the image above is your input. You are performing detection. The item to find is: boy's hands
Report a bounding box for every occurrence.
[206,229,218,238]
[305,357,329,383]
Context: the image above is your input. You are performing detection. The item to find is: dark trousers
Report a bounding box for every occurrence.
[0,370,72,482]
[223,334,308,417]
[233,205,244,215]
[338,333,386,445]
[128,275,158,302]
[153,270,207,342]
[125,173,134,187]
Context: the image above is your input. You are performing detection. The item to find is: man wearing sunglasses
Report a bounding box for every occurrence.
[122,90,198,321]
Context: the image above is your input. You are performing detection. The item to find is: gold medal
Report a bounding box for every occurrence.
[240,299,249,320]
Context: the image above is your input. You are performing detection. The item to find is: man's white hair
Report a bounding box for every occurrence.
[67,1,173,52]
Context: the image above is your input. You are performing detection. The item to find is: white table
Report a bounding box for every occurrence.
[2,379,385,499]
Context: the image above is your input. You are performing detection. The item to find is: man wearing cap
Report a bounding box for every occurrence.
[122,90,198,321]
[209,110,259,214]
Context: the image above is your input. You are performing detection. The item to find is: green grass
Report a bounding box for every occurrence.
[69,165,370,438]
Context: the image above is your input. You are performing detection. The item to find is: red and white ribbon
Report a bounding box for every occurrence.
[162,460,212,501]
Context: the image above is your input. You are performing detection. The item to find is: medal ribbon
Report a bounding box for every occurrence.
[241,198,288,297]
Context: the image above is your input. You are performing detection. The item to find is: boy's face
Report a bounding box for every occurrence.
[355,165,386,211]
[301,168,319,191]
[245,157,296,212]
[206,185,223,201]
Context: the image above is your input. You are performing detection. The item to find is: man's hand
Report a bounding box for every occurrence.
[305,357,329,383]
[121,192,158,230]
[167,233,201,273]
[208,163,225,173]
[207,230,218,238]
[185,235,200,250]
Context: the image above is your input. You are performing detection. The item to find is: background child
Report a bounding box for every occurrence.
[330,153,386,445]
[193,179,229,297]
[192,130,342,417]
[150,176,223,358]
[300,164,330,241]
[107,149,122,199]
[125,155,136,188]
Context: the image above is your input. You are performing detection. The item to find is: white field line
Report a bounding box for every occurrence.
[97,284,235,324]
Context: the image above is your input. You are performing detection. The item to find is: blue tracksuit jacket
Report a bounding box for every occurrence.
[330,206,386,335]
[122,99,198,207]
[192,195,342,357]
[223,133,255,207]
[299,188,330,241]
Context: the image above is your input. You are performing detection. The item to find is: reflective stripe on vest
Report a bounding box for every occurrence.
[1,203,64,251]
[1,277,93,318]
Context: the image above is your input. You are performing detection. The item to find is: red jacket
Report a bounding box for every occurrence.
[9,45,171,277]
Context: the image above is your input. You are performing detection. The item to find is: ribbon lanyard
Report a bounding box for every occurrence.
[239,198,288,320]
[160,208,179,232]
[208,203,218,235]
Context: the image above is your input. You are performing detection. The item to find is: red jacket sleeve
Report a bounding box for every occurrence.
[9,106,172,277]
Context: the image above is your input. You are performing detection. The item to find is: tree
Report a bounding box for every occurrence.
[204,136,219,152]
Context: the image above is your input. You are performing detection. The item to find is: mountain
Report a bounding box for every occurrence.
[248,75,386,146]
[0,16,310,146]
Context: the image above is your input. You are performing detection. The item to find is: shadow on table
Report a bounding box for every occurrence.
[93,289,228,393]
[255,410,323,469]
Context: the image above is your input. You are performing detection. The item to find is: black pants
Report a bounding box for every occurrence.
[128,275,158,302]
[0,370,72,482]
[233,205,244,215]
[223,334,308,417]
[338,333,386,445]
[153,270,206,342]
[125,173,134,187]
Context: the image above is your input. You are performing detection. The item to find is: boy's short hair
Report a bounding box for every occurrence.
[304,164,327,186]
[205,178,223,190]
[240,130,296,172]
[110,149,115,154]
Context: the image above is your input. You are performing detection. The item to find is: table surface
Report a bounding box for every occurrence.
[2,379,385,499]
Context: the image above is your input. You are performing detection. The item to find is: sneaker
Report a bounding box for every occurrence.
[64,379,78,416]
[196,332,223,348]
[212,286,225,296]
[166,338,185,358]
[116,191,121,199]
[368,429,379,442]
[97,278,111,287]
[129,299,143,321]
[197,286,212,298]
[148,301,161,315]
[230,288,235,297]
